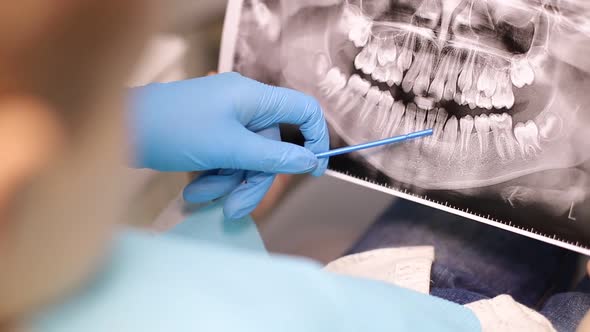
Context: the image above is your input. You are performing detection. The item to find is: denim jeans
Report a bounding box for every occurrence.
[347,199,589,331]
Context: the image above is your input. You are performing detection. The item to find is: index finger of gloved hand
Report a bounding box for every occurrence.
[183,169,245,203]
[227,124,319,174]
[223,171,276,220]
[241,84,330,176]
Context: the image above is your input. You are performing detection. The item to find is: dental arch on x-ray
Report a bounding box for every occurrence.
[227,0,590,246]
[306,0,589,190]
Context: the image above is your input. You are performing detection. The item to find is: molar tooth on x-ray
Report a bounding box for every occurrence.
[478,65,497,98]
[490,113,516,161]
[537,112,564,141]
[510,56,535,88]
[514,120,542,159]
[228,0,590,252]
[474,114,491,156]
[491,71,515,110]
[319,67,347,97]
[475,92,493,110]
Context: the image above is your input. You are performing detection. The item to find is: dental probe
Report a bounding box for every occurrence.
[315,129,433,159]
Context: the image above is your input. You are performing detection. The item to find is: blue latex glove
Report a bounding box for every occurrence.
[130,72,329,219]
[32,229,481,332]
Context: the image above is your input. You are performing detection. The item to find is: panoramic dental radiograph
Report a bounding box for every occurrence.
[221,0,590,252]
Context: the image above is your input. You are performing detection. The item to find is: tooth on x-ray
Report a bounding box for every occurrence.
[225,0,590,254]
[251,0,281,41]
[513,121,541,158]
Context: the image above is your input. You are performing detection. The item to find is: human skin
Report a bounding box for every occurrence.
[0,0,157,327]
[1,1,588,330]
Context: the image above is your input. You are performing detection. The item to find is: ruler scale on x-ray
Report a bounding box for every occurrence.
[327,169,590,256]
[220,0,590,255]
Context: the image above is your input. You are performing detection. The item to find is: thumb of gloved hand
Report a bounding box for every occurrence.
[129,73,329,218]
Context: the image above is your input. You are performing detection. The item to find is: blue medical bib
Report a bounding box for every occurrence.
[31,201,480,332]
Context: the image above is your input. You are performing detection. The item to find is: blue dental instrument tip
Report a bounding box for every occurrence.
[315,128,433,159]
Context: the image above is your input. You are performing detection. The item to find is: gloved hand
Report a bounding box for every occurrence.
[130,72,329,219]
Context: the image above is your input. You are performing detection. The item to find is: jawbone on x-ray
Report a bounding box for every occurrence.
[220,0,590,254]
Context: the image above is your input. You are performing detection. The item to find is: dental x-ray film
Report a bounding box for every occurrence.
[219,0,590,255]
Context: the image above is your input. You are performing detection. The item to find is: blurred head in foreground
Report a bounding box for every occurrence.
[0,0,156,326]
